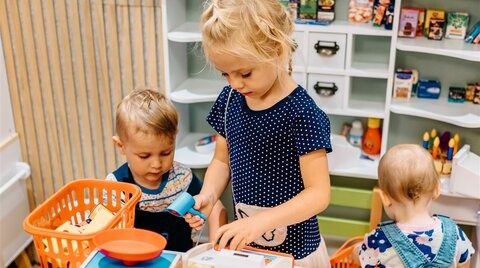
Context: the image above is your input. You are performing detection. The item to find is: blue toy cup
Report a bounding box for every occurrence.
[166,192,206,221]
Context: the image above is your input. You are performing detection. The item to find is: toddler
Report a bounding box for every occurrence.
[358,144,475,267]
[106,88,226,252]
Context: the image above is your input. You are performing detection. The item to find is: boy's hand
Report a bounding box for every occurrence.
[214,216,267,252]
[183,193,214,230]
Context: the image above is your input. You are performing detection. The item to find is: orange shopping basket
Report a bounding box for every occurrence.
[330,236,364,268]
[23,179,141,268]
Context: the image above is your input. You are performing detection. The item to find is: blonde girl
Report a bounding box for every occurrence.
[184,0,332,266]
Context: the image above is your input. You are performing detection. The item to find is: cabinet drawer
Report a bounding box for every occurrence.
[292,31,306,68]
[308,32,347,70]
[307,74,345,110]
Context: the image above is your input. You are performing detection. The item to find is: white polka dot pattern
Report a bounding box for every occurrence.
[206,85,332,259]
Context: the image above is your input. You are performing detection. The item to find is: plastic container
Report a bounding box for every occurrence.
[362,118,382,157]
[330,236,364,268]
[23,179,141,268]
[349,121,364,147]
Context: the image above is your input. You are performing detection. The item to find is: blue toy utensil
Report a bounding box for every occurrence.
[166,192,206,221]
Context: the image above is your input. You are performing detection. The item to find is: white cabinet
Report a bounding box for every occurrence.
[161,0,399,177]
[161,0,479,179]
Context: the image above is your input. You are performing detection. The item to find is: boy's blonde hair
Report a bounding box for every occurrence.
[378,144,439,203]
[201,0,296,74]
[115,88,178,140]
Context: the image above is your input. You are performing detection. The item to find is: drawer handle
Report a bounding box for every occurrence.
[314,40,339,56]
[314,81,338,96]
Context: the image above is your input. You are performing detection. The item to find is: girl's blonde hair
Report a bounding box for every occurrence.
[116,88,178,140]
[378,144,439,203]
[201,0,296,74]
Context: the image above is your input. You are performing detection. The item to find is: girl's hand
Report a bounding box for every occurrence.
[183,193,214,230]
[214,216,268,251]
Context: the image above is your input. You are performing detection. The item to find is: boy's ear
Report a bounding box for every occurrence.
[112,136,125,155]
[378,189,392,208]
[432,183,441,200]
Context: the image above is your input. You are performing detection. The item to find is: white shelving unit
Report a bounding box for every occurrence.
[162,0,478,181]
[162,0,401,177]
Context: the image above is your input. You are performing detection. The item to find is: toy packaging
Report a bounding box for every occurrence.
[318,0,335,24]
[393,70,414,98]
[348,0,374,23]
[297,0,317,24]
[465,20,480,43]
[428,17,445,40]
[465,83,476,101]
[424,9,445,37]
[448,87,466,103]
[279,0,299,22]
[398,8,419,38]
[474,84,480,104]
[372,0,390,27]
[417,79,441,99]
[446,12,470,39]
[384,1,395,30]
[414,8,426,36]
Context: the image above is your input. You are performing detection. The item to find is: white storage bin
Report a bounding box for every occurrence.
[450,145,480,198]
[307,73,345,110]
[0,162,31,267]
[307,32,346,70]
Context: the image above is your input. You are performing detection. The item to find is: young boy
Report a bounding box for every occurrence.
[357,144,475,267]
[106,88,227,252]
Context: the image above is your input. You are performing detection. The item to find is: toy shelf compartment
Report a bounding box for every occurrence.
[23,179,141,268]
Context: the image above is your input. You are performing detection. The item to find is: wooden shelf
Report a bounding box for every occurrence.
[175,133,214,168]
[390,98,480,128]
[396,37,480,62]
[169,78,225,103]
[295,20,394,37]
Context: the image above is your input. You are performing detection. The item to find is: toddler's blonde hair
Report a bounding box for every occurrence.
[115,88,178,140]
[201,0,296,74]
[378,144,439,203]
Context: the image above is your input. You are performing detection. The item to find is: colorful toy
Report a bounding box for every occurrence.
[166,192,207,221]
[421,129,461,175]
[92,228,167,266]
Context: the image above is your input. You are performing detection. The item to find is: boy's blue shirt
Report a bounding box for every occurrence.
[106,161,202,252]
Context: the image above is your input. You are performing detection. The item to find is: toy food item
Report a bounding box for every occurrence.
[362,118,382,157]
[398,8,419,37]
[349,0,374,23]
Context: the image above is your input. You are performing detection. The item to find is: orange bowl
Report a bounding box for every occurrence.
[93,228,167,266]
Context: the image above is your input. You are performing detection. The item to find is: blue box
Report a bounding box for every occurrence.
[81,250,181,268]
[417,80,441,99]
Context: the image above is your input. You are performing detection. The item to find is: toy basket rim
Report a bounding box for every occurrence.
[22,179,141,238]
[330,235,364,264]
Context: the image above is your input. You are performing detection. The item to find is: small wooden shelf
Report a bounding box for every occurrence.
[396,37,480,62]
[169,78,225,103]
[295,21,394,37]
[390,98,480,128]
[175,133,214,168]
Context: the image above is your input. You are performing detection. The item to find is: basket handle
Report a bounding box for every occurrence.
[335,236,364,253]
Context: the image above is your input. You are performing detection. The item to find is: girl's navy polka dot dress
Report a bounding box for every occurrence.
[207,85,332,259]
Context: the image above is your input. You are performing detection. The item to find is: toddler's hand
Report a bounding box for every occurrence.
[183,194,213,230]
[214,216,267,251]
